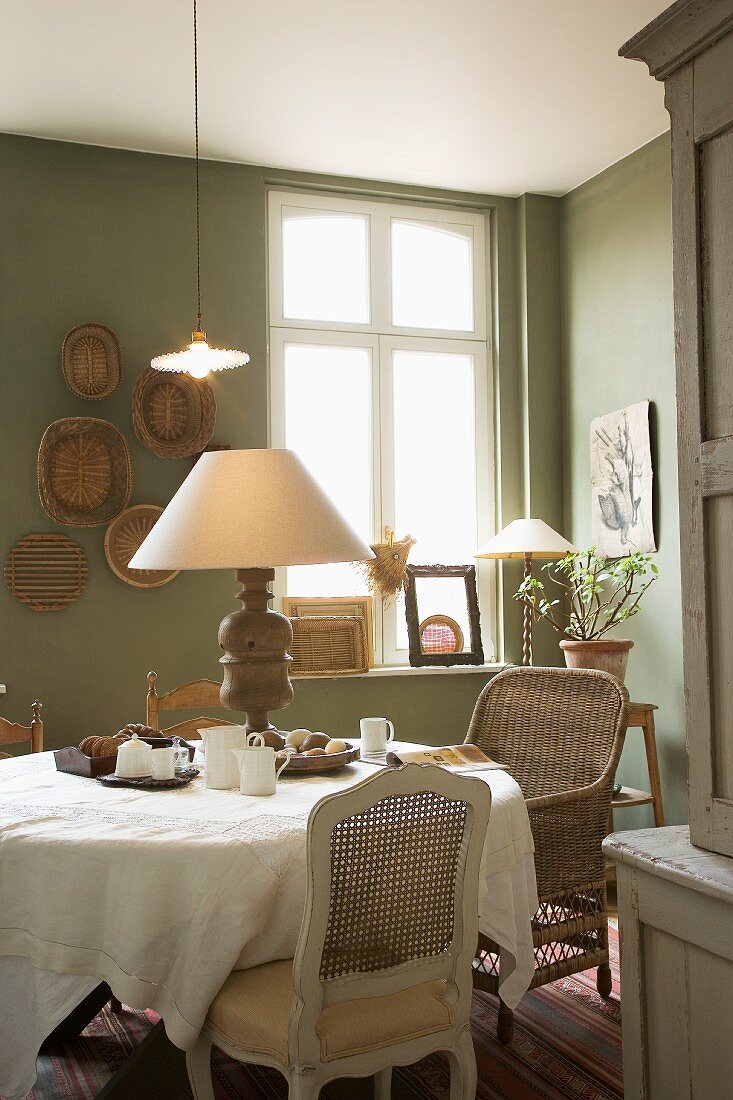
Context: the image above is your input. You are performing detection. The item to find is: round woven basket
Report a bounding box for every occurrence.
[104,505,180,588]
[4,533,88,611]
[38,417,131,527]
[132,368,216,459]
[62,323,122,400]
[419,614,464,654]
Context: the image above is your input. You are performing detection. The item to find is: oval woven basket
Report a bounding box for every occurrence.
[104,504,180,588]
[4,533,88,612]
[38,417,132,527]
[132,368,216,459]
[62,323,122,400]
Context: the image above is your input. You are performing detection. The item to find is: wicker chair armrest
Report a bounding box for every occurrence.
[524,775,612,813]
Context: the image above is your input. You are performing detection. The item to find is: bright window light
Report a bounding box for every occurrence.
[283,343,372,597]
[391,220,474,331]
[392,349,477,649]
[282,211,369,324]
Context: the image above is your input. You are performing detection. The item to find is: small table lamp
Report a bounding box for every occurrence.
[130,449,374,733]
[475,519,576,666]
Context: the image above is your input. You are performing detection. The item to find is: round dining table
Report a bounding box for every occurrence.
[0,744,538,1100]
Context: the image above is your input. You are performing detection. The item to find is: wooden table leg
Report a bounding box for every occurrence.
[40,983,114,1046]
[95,1019,189,1100]
[641,710,665,827]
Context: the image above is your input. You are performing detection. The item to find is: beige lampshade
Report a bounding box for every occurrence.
[129,449,375,570]
[475,518,576,560]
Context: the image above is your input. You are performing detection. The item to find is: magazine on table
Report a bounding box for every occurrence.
[386,744,507,773]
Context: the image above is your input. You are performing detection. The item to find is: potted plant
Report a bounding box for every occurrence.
[514,548,658,681]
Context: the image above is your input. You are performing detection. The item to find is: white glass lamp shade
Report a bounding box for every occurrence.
[475,519,576,560]
[129,449,375,571]
[151,330,250,379]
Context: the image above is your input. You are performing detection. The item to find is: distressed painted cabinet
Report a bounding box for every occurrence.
[622,0,733,858]
[604,2,733,1097]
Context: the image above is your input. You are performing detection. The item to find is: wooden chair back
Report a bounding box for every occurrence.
[146,671,232,740]
[290,763,492,1066]
[0,700,44,759]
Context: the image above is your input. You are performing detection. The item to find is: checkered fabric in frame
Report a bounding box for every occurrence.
[319,790,468,981]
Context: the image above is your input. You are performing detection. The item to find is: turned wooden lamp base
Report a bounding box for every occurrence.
[218,568,294,734]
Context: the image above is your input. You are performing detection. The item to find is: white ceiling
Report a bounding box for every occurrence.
[2,0,670,197]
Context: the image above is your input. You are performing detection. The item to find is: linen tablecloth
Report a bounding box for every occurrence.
[0,749,537,1099]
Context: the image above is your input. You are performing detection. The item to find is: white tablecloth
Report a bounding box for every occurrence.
[0,748,537,1099]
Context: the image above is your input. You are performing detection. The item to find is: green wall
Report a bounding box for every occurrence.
[1,133,564,749]
[562,134,686,826]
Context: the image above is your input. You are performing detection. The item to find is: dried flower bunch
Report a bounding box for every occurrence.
[362,531,416,603]
[514,547,658,641]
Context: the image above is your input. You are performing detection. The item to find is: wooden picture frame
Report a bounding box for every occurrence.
[404,564,484,667]
[283,595,374,668]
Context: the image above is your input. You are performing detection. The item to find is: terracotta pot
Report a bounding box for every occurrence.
[559,638,634,683]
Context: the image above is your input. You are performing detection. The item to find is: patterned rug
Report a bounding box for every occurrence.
[28,927,621,1100]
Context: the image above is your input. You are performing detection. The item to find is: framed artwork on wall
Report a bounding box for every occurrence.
[404,564,484,667]
[591,400,656,556]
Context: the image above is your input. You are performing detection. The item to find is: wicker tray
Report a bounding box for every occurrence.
[289,616,368,676]
[38,417,131,527]
[5,534,88,612]
[62,323,122,400]
[278,741,360,773]
[104,504,180,588]
[97,767,199,790]
[133,368,216,459]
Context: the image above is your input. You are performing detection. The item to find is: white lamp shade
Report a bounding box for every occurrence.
[475,518,576,560]
[129,449,375,570]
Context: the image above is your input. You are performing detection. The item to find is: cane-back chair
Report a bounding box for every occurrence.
[186,764,492,1100]
[465,665,628,1043]
[0,700,43,760]
[146,671,231,740]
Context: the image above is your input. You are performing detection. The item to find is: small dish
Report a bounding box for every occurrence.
[97,767,199,791]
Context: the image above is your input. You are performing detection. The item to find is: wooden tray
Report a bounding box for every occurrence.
[278,741,360,774]
[132,368,216,459]
[54,746,117,777]
[62,323,122,400]
[104,505,180,588]
[4,533,88,612]
[38,417,132,527]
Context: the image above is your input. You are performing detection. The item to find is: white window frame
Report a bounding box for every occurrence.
[267,188,495,666]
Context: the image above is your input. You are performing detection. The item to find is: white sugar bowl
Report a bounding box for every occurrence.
[115,733,153,778]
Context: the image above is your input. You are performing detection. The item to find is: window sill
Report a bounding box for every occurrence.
[292,662,505,681]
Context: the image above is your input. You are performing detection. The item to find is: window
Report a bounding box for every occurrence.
[268,190,494,665]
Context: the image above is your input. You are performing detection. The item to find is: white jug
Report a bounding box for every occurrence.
[231,734,291,796]
[198,726,247,789]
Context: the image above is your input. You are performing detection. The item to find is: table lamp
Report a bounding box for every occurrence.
[475,519,576,666]
[129,449,374,733]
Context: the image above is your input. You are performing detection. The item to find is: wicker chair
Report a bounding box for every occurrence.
[186,764,492,1100]
[465,665,628,1043]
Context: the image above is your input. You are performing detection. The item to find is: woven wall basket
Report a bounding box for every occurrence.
[104,504,179,588]
[289,615,369,676]
[132,368,216,459]
[4,533,88,611]
[38,417,132,527]
[62,323,122,400]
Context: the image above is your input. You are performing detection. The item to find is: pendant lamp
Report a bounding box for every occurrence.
[151,0,249,379]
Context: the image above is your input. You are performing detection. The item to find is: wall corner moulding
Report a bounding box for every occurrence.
[61,323,122,400]
[37,417,131,527]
